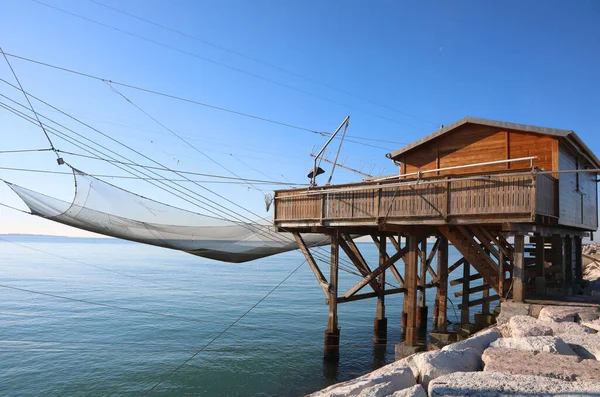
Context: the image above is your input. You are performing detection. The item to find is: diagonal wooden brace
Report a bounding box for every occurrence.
[338,237,382,294]
[292,232,330,297]
[343,245,409,298]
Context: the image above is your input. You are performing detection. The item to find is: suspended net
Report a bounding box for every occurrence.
[5,169,328,263]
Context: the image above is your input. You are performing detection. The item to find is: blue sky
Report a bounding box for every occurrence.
[0,0,599,236]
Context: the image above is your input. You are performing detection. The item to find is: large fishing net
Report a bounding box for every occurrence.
[6,169,328,263]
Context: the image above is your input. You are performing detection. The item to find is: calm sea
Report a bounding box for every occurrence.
[0,235,474,396]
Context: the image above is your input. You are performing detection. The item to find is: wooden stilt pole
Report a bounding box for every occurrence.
[461,260,470,324]
[405,235,419,346]
[324,230,340,359]
[513,234,525,302]
[499,250,505,300]
[574,236,583,287]
[565,236,574,295]
[551,234,565,296]
[436,236,449,333]
[374,232,387,344]
[534,234,546,296]
[417,239,428,332]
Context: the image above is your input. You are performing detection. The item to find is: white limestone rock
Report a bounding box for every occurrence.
[559,332,600,360]
[411,347,481,389]
[489,336,576,355]
[547,320,596,336]
[355,381,395,397]
[310,359,417,397]
[506,315,553,337]
[482,347,600,382]
[582,318,600,332]
[390,384,427,397]
[537,305,600,324]
[428,371,600,397]
[441,327,501,355]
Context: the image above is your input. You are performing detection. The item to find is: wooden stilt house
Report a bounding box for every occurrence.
[273,116,600,356]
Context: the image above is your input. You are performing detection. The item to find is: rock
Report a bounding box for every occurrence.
[496,301,530,325]
[355,382,395,397]
[582,318,600,332]
[428,371,600,396]
[537,305,600,323]
[507,315,553,337]
[411,347,481,389]
[390,384,427,397]
[560,332,600,360]
[547,320,596,336]
[310,360,416,397]
[489,336,576,355]
[482,347,600,382]
[441,327,501,355]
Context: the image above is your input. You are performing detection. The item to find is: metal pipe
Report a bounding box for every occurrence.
[275,168,600,199]
[366,156,537,182]
[311,116,350,186]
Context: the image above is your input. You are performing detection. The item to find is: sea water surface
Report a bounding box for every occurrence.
[0,235,474,396]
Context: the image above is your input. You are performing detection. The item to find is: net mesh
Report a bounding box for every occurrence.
[6,169,328,263]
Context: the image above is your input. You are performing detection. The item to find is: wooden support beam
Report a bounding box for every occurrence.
[336,287,406,304]
[405,235,419,346]
[436,236,449,333]
[565,236,574,290]
[458,294,500,310]
[450,273,482,286]
[418,240,427,308]
[328,232,339,333]
[499,250,505,299]
[456,226,499,272]
[461,260,470,324]
[471,226,501,261]
[448,258,466,274]
[324,230,340,358]
[480,227,511,260]
[338,237,381,294]
[482,287,490,314]
[377,233,386,319]
[551,234,565,295]
[534,234,546,296]
[425,237,440,279]
[513,234,525,302]
[417,239,428,331]
[454,283,491,297]
[342,244,409,298]
[370,235,404,286]
[293,232,329,297]
[574,236,583,284]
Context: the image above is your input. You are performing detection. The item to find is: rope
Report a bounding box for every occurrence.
[0,47,60,158]
[0,201,30,214]
[2,52,397,150]
[0,166,305,186]
[0,148,53,154]
[142,259,307,395]
[87,0,439,128]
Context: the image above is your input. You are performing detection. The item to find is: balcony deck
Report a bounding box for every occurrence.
[274,170,558,230]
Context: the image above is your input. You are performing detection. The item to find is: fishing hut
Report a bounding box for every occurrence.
[273,116,600,358]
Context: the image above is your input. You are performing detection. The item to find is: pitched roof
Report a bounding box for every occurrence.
[386,116,600,168]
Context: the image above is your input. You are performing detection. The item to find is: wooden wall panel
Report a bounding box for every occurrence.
[400,124,559,176]
[508,132,555,171]
[437,125,507,174]
[557,143,599,230]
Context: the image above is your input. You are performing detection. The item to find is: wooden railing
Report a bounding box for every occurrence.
[274,172,558,225]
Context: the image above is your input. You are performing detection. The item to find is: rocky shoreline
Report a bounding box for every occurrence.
[310,305,600,396]
[308,245,600,397]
